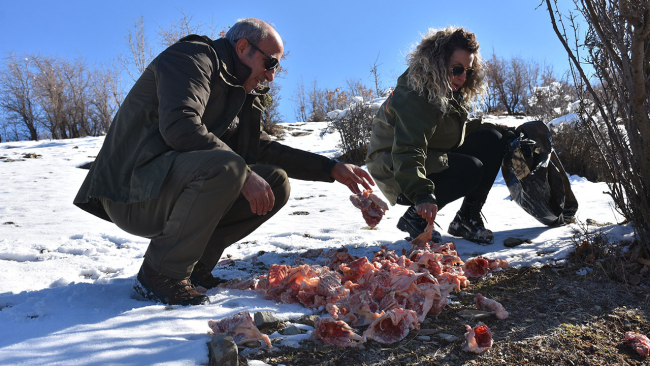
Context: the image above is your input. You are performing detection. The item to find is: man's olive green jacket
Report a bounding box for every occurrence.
[74,35,335,222]
[366,69,498,206]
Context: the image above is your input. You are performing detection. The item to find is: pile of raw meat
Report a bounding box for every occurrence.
[211,231,509,350]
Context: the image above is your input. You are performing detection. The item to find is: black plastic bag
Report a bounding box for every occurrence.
[501,121,578,226]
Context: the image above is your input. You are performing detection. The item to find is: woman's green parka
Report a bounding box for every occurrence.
[366,69,498,206]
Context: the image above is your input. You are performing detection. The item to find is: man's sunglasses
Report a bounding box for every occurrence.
[246,40,280,71]
[451,65,475,79]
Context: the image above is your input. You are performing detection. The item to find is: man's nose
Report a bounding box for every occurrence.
[265,68,276,82]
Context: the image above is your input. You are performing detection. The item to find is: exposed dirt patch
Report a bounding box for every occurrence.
[236,263,649,366]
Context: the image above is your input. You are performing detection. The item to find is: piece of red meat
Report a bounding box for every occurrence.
[463,256,489,278]
[625,331,650,357]
[208,311,272,348]
[311,317,364,347]
[486,257,510,270]
[475,293,508,320]
[462,322,493,353]
[350,189,388,227]
[363,308,419,344]
[410,222,434,247]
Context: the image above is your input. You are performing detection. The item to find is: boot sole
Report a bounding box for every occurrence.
[448,224,494,245]
[397,217,424,238]
[133,276,209,306]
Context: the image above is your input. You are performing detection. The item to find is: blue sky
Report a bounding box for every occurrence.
[0,0,574,122]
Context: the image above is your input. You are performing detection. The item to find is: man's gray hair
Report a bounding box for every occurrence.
[225,18,269,46]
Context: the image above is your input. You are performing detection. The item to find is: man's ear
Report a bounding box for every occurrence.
[234,38,249,57]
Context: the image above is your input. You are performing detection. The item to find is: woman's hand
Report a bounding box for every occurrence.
[416,202,438,223]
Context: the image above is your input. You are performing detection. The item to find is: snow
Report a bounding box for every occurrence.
[549,113,579,127]
[0,119,633,365]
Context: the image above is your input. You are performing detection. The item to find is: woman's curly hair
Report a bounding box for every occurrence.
[407,27,486,113]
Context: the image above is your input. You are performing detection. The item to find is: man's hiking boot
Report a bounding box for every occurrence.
[447,198,494,244]
[133,261,209,306]
[189,261,226,289]
[397,206,442,243]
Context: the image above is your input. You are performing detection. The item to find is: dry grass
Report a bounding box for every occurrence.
[235,261,649,366]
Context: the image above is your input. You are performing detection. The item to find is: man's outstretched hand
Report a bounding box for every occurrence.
[241,171,275,215]
[331,162,375,194]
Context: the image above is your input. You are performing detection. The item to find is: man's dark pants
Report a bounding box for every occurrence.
[101,149,290,279]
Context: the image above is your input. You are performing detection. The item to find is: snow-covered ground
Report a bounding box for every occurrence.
[0,119,633,365]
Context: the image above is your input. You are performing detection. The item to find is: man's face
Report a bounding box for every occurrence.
[236,34,283,93]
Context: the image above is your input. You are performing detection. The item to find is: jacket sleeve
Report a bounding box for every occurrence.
[258,131,337,182]
[389,86,440,205]
[155,41,233,152]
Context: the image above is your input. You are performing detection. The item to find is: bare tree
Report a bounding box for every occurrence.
[308,79,328,122]
[345,77,376,100]
[89,63,121,135]
[32,55,69,139]
[485,52,509,113]
[119,15,155,82]
[485,52,538,114]
[369,54,382,97]
[157,10,203,48]
[0,53,40,140]
[61,57,91,138]
[260,81,284,134]
[292,77,308,122]
[544,0,650,255]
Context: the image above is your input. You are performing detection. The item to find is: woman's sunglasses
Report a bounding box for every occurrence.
[246,40,280,71]
[451,65,475,79]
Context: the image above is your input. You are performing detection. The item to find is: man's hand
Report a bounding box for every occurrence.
[416,202,438,223]
[241,171,275,215]
[331,162,375,194]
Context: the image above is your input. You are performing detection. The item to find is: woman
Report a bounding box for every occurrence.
[366,27,510,244]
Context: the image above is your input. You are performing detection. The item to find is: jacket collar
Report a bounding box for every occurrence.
[212,38,269,95]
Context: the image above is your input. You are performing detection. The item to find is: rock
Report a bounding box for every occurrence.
[593,305,602,312]
[504,237,524,247]
[416,335,431,341]
[208,334,238,366]
[290,211,310,215]
[438,333,459,342]
[254,311,280,329]
[297,315,319,327]
[281,325,302,335]
[241,341,261,348]
[457,309,492,321]
[415,328,439,336]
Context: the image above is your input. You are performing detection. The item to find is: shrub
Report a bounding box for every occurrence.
[328,97,376,165]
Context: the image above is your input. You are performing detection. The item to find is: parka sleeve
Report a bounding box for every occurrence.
[155,41,233,152]
[389,87,440,205]
[258,132,337,182]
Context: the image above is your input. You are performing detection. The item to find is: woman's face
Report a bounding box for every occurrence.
[448,49,475,92]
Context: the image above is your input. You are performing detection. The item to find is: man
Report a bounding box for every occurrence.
[74,18,374,306]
